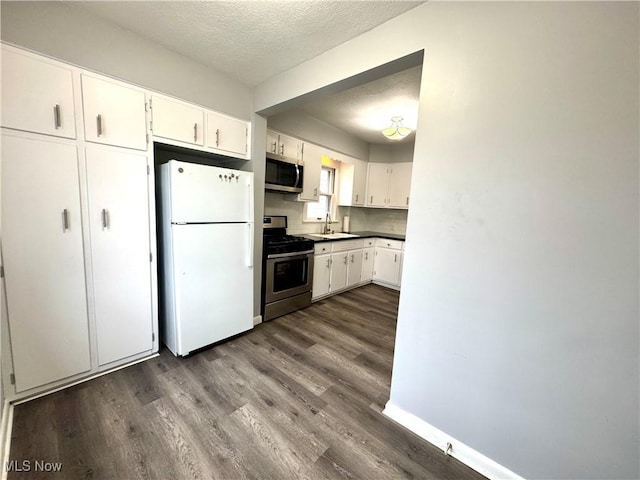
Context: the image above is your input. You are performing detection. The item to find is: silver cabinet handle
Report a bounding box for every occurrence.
[355,194,359,203]
[194,123,198,142]
[370,195,373,203]
[343,256,347,265]
[406,196,409,205]
[280,143,284,156]
[101,209,109,230]
[215,128,220,147]
[53,105,61,129]
[395,253,398,263]
[271,141,277,153]
[313,187,317,197]
[62,209,69,231]
[96,114,103,137]
[365,252,368,260]
[326,258,330,268]
[350,254,354,263]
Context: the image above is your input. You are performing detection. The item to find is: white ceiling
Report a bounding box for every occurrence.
[67,0,424,145]
[297,65,422,144]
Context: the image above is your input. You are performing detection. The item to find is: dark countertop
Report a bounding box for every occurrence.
[299,231,406,243]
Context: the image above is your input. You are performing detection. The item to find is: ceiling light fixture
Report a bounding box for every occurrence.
[381,116,412,141]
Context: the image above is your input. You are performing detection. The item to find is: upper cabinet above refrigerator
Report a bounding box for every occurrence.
[150,94,250,160]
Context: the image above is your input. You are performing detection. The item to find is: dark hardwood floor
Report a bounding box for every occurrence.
[8,284,485,480]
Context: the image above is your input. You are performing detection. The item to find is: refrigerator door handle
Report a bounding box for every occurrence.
[247,223,254,268]
[247,179,254,223]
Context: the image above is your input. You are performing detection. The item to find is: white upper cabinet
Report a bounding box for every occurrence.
[366,163,390,207]
[82,74,147,150]
[365,162,412,209]
[151,95,204,146]
[339,156,368,206]
[152,95,249,159]
[387,162,413,208]
[298,142,323,201]
[266,130,301,162]
[279,133,301,161]
[1,47,76,139]
[266,130,279,155]
[205,111,248,156]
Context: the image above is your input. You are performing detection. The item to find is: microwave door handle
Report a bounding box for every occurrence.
[295,164,300,189]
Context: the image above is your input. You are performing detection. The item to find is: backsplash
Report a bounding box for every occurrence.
[263,192,407,235]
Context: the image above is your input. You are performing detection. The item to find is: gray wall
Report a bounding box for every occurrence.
[255,2,639,479]
[0,1,252,119]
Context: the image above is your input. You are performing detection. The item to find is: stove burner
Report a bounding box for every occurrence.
[264,234,314,256]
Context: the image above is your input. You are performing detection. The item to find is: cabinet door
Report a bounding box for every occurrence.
[366,163,389,207]
[361,247,375,282]
[2,134,90,392]
[330,252,348,292]
[151,95,204,146]
[1,48,76,139]
[352,158,368,206]
[338,156,367,207]
[82,75,147,150]
[373,247,401,286]
[388,163,413,208]
[86,145,154,366]
[278,133,300,161]
[206,112,248,156]
[299,142,323,201]
[266,130,279,155]
[347,250,363,287]
[312,254,331,299]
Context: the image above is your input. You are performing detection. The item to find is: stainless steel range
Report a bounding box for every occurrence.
[261,216,315,321]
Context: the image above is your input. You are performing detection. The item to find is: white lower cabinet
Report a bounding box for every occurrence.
[361,247,375,283]
[347,250,363,287]
[312,237,404,300]
[373,238,404,288]
[330,252,349,292]
[312,252,331,300]
[2,134,91,392]
[86,145,154,366]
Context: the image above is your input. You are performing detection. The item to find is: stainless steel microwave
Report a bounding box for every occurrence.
[265,153,304,193]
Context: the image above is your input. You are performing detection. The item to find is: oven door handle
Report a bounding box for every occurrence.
[267,249,314,259]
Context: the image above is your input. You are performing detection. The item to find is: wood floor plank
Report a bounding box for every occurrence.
[8,284,486,480]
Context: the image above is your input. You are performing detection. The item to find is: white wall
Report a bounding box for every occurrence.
[369,142,415,164]
[255,3,639,479]
[0,1,252,119]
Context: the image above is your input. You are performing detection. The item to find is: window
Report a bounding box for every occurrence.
[304,167,335,221]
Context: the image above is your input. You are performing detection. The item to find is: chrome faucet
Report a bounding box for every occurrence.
[323,213,332,234]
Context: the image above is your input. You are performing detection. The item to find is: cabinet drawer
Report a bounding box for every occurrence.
[331,239,364,252]
[363,238,375,248]
[314,243,332,254]
[375,238,403,250]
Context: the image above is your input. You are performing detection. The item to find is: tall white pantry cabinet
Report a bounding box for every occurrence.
[0,45,158,397]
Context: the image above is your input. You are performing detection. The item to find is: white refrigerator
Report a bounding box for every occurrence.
[159,160,254,356]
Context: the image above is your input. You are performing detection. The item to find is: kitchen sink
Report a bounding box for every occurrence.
[308,232,360,240]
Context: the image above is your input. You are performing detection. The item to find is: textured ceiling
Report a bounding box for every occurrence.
[70,1,424,87]
[67,1,424,145]
[298,65,422,144]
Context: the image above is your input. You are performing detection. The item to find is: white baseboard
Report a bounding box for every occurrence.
[253,315,262,326]
[0,399,13,480]
[383,402,523,480]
